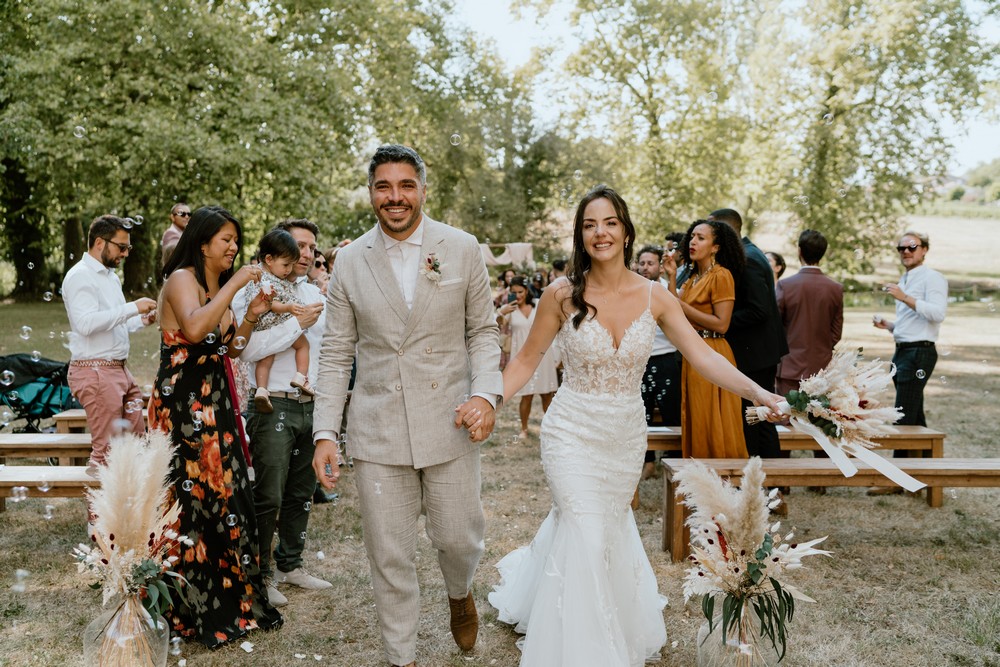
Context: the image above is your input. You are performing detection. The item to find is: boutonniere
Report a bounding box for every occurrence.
[420,252,442,283]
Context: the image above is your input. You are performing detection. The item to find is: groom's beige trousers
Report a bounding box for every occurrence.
[353,449,485,665]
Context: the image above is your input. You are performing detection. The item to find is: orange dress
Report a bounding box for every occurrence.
[679,265,748,458]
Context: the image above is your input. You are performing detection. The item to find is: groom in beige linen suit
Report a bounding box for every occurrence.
[312,145,502,667]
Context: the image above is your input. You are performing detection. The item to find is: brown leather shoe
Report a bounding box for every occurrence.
[449,593,478,651]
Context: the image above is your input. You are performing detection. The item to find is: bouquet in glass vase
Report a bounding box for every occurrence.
[73,430,190,667]
[677,458,830,665]
[746,347,924,492]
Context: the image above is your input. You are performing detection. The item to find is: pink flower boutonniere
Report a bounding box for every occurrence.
[420,252,442,283]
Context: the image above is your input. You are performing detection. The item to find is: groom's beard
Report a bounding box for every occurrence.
[375,200,422,236]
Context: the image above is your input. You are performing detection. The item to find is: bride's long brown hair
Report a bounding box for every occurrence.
[567,185,636,329]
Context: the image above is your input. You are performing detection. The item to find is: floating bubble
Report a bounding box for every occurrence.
[161,384,174,397]
[205,333,217,344]
[111,418,131,434]
[73,126,86,138]
[853,248,864,260]
[48,331,56,339]
[573,169,583,180]
[11,569,30,593]
[706,90,718,101]
[939,376,947,385]
[823,113,833,125]
[27,262,34,270]
[181,480,194,492]
[142,384,153,395]
[42,291,53,302]
[20,326,32,340]
[217,345,228,355]
[303,501,312,511]
[37,478,51,493]
[298,531,307,540]
[43,505,55,520]
[233,336,247,350]
[122,219,133,230]
[169,636,182,656]
[449,133,462,146]
[134,215,144,225]
[1,407,14,423]
[837,188,848,198]
[292,449,299,456]
[937,340,952,356]
[1,370,14,386]
[278,412,286,421]
[275,422,285,432]
[292,388,302,398]
[374,481,382,495]
[7,390,19,402]
[915,369,926,379]
[192,420,202,431]
[316,551,325,560]
[241,554,251,566]
[225,514,238,526]
[10,487,28,503]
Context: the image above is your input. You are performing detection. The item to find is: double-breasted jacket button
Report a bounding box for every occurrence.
[395,384,402,391]
[431,382,438,389]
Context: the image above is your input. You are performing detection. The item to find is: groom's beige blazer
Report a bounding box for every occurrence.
[314,216,502,468]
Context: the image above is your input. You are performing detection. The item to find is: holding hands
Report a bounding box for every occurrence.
[454,396,496,442]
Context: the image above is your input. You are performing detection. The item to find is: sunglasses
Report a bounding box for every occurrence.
[896,244,922,253]
[105,240,133,252]
[174,211,191,218]
[314,260,327,268]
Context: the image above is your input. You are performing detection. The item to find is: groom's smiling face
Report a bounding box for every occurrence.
[369,162,427,241]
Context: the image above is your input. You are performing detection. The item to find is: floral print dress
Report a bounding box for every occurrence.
[147,316,282,648]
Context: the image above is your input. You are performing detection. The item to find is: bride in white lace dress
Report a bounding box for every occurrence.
[489,186,783,666]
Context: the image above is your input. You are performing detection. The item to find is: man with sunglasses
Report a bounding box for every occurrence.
[62,215,157,477]
[870,230,948,494]
[159,203,191,272]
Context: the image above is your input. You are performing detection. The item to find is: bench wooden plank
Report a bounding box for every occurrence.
[0,432,93,466]
[661,457,1000,562]
[0,465,97,512]
[53,408,89,433]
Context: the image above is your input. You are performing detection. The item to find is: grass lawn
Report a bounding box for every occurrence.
[0,288,998,665]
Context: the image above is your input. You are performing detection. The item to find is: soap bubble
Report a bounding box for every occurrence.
[225,514,238,526]
[303,501,312,511]
[274,422,285,432]
[573,170,583,180]
[11,569,30,593]
[233,336,247,350]
[181,480,194,492]
[823,113,833,125]
[915,369,926,379]
[43,505,55,520]
[20,326,32,340]
[205,332,217,344]
[1,370,14,386]
[73,126,86,138]
[449,133,462,146]
[134,215,144,225]
[217,345,228,355]
[43,291,53,301]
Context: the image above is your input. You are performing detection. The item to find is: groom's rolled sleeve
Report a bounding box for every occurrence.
[313,261,358,436]
[463,241,503,399]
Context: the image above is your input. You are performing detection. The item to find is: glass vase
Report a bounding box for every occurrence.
[83,595,169,667]
[696,598,781,667]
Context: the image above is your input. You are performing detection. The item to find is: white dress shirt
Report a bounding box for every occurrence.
[379,220,424,310]
[894,265,948,343]
[233,275,326,390]
[62,253,144,361]
[650,277,677,356]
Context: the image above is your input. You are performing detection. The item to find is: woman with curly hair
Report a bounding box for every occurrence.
[673,219,748,458]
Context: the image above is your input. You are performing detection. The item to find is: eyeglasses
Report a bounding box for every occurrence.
[314,260,327,269]
[104,240,132,252]
[174,211,191,218]
[896,244,922,253]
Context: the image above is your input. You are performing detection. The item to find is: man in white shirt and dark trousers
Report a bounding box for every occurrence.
[635,245,680,483]
[62,215,157,474]
[233,218,329,606]
[871,230,948,494]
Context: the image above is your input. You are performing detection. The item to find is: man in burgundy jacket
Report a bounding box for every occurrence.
[776,229,844,396]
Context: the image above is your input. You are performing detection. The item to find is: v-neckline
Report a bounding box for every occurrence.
[587,309,651,353]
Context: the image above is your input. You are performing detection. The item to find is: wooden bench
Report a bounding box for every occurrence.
[0,465,96,512]
[0,433,93,463]
[53,407,148,434]
[660,457,1000,562]
[647,424,945,458]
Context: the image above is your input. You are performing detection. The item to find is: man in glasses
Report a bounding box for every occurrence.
[160,203,191,267]
[870,230,948,494]
[62,215,158,477]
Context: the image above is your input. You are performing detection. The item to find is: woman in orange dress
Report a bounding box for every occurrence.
[673,219,748,458]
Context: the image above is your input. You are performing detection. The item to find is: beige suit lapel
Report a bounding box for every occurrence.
[363,233,409,325]
[401,219,446,344]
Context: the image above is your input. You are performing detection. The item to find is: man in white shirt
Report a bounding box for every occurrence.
[232,218,328,606]
[871,230,948,493]
[62,215,157,472]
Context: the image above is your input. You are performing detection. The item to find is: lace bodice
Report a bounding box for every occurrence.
[557,309,656,397]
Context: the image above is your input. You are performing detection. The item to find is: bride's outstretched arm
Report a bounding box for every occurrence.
[501,281,566,404]
[651,284,784,416]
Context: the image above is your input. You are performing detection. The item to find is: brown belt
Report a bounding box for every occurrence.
[70,359,127,368]
[263,390,315,403]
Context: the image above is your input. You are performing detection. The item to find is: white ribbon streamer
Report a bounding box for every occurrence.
[789,416,858,478]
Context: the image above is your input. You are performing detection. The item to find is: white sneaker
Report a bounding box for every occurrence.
[265,580,288,607]
[276,567,332,590]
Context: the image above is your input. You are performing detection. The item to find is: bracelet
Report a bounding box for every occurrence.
[245,316,258,324]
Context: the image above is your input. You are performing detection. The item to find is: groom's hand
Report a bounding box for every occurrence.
[454,396,495,443]
[312,438,341,490]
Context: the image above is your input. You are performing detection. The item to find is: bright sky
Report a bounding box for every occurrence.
[455,1,999,175]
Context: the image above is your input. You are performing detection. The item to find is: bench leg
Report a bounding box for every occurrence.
[663,477,688,562]
[927,486,943,508]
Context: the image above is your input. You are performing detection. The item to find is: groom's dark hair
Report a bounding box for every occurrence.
[368,144,426,186]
